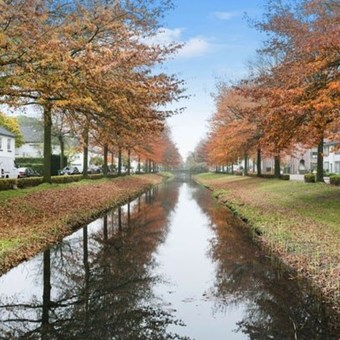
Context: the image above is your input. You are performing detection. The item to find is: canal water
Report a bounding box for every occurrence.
[0,179,338,339]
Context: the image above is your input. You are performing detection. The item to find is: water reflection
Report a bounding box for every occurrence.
[0,180,338,339]
[191,182,338,339]
[0,183,188,339]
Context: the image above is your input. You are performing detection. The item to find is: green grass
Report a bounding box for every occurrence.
[197,174,340,232]
[159,171,174,179]
[244,179,340,232]
[194,173,340,312]
[0,238,22,255]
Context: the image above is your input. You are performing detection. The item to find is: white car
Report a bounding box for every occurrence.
[0,157,19,179]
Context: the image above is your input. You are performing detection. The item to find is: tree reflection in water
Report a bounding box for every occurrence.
[1,180,338,339]
[190,181,339,339]
[0,183,190,339]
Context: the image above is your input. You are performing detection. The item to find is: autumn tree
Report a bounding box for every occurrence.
[206,82,266,175]
[0,113,24,147]
[253,0,340,181]
[0,0,184,182]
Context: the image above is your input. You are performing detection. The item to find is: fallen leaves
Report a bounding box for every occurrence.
[0,174,164,275]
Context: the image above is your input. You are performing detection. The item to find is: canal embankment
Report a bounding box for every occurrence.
[194,173,340,315]
[0,174,167,275]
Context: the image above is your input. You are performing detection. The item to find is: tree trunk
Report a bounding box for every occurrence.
[42,249,51,335]
[58,134,65,170]
[138,155,141,173]
[118,147,122,175]
[257,148,262,177]
[111,151,114,171]
[43,105,52,183]
[231,163,234,174]
[103,144,108,177]
[243,154,248,176]
[103,215,108,242]
[127,149,131,175]
[118,207,122,231]
[274,155,280,178]
[316,137,324,182]
[82,127,89,178]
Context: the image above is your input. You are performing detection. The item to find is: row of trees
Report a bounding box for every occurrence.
[0,0,183,181]
[203,0,339,181]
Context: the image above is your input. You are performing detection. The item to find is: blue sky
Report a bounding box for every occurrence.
[159,0,268,159]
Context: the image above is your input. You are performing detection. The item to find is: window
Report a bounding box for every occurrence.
[311,151,318,159]
[7,138,11,152]
[323,145,329,157]
[323,162,329,172]
[335,162,340,174]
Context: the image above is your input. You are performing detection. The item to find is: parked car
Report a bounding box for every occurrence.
[87,165,102,174]
[59,166,80,175]
[17,167,40,178]
[0,157,19,179]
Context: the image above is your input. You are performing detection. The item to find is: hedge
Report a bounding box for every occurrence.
[0,179,17,191]
[280,174,290,180]
[51,175,83,184]
[87,174,104,180]
[0,173,128,191]
[304,173,316,183]
[329,175,340,186]
[17,177,43,188]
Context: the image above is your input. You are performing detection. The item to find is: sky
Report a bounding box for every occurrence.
[2,0,267,161]
[159,0,267,160]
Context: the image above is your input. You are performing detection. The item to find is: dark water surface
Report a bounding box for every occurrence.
[0,179,338,339]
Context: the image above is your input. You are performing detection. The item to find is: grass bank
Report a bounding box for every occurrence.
[0,174,165,275]
[194,173,340,313]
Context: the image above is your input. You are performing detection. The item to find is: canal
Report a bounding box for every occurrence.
[0,179,338,339]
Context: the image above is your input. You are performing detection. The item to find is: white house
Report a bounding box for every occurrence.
[323,142,340,174]
[261,141,340,175]
[0,126,18,178]
[16,124,60,158]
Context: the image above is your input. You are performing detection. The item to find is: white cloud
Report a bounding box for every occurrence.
[177,37,211,58]
[147,28,212,59]
[212,11,238,21]
[147,28,182,45]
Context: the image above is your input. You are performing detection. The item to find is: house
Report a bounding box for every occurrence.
[16,116,60,158]
[323,142,340,174]
[0,126,18,178]
[261,141,340,175]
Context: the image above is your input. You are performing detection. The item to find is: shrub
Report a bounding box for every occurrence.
[280,174,290,180]
[87,174,104,180]
[51,175,83,184]
[329,175,340,186]
[261,174,276,179]
[304,173,315,183]
[16,157,43,165]
[234,171,243,176]
[17,177,43,188]
[325,172,336,177]
[0,179,17,190]
[106,173,118,178]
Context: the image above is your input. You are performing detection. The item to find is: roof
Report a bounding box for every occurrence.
[0,126,15,138]
[20,125,43,143]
